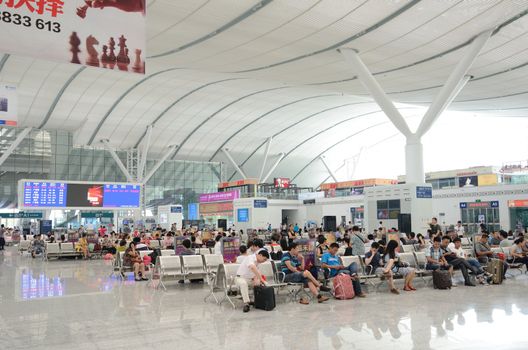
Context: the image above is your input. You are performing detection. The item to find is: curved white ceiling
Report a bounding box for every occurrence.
[1,0,528,187]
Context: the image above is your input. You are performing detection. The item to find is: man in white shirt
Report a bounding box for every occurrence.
[454,221,465,237]
[235,250,270,313]
[447,237,488,279]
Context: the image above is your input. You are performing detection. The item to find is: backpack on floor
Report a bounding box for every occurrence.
[432,269,452,289]
[333,273,355,300]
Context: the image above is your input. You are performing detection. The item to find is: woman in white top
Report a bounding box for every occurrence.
[214,235,223,255]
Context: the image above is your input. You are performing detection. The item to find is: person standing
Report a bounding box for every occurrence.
[0,224,5,251]
[350,226,366,256]
[429,217,442,236]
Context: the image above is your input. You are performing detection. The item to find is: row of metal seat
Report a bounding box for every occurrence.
[44,242,83,260]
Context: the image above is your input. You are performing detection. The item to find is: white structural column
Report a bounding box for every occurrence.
[339,29,492,183]
[261,153,285,183]
[222,148,247,179]
[258,137,273,182]
[319,156,338,183]
[0,127,32,168]
[137,124,153,182]
[143,145,177,184]
[102,139,135,183]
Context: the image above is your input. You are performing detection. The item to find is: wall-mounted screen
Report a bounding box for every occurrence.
[237,208,249,222]
[19,180,141,209]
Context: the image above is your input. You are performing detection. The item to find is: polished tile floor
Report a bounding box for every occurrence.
[1,247,528,350]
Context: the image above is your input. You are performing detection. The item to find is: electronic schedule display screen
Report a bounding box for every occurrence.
[20,181,141,209]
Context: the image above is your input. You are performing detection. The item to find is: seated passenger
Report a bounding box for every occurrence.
[236,245,248,263]
[133,237,148,251]
[366,242,398,294]
[116,239,127,253]
[384,240,416,292]
[76,234,90,259]
[123,242,147,281]
[342,237,353,256]
[178,239,195,255]
[282,243,330,304]
[31,234,45,258]
[236,250,270,313]
[440,236,475,287]
[322,243,366,298]
[499,230,512,248]
[448,237,489,283]
[509,237,528,269]
[489,231,501,247]
[163,233,174,249]
[406,232,418,245]
[102,235,116,254]
[426,237,452,272]
[475,234,494,264]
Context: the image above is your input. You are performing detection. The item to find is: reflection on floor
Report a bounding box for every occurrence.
[1,246,528,350]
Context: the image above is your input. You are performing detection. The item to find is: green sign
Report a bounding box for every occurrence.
[0,212,43,218]
[80,212,114,218]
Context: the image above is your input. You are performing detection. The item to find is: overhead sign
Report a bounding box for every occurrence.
[0,1,146,74]
[416,186,432,198]
[80,211,114,218]
[254,199,268,208]
[170,206,182,213]
[19,180,141,209]
[0,83,17,126]
[218,178,258,189]
[0,212,42,218]
[199,190,240,203]
[459,201,499,209]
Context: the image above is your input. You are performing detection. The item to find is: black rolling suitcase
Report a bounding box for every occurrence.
[254,285,275,311]
[432,269,452,289]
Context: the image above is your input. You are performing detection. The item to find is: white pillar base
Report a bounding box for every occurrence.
[405,138,424,184]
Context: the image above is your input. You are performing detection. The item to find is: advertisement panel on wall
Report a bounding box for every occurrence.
[0,83,17,126]
[0,1,146,74]
[274,178,290,188]
[477,174,498,186]
[188,203,199,220]
[199,202,233,216]
[19,180,141,209]
[199,190,240,203]
[459,176,478,187]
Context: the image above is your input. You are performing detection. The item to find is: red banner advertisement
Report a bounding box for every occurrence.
[0,0,146,74]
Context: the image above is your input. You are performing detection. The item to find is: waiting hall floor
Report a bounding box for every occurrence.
[1,247,528,350]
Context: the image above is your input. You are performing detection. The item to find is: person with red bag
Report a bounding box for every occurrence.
[322,243,367,298]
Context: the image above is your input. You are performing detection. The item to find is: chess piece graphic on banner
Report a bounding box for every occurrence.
[101,45,109,68]
[132,49,145,74]
[108,37,117,62]
[116,35,128,63]
[77,0,146,18]
[86,35,100,67]
[70,32,81,64]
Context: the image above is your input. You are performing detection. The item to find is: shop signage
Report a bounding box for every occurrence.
[508,200,528,208]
